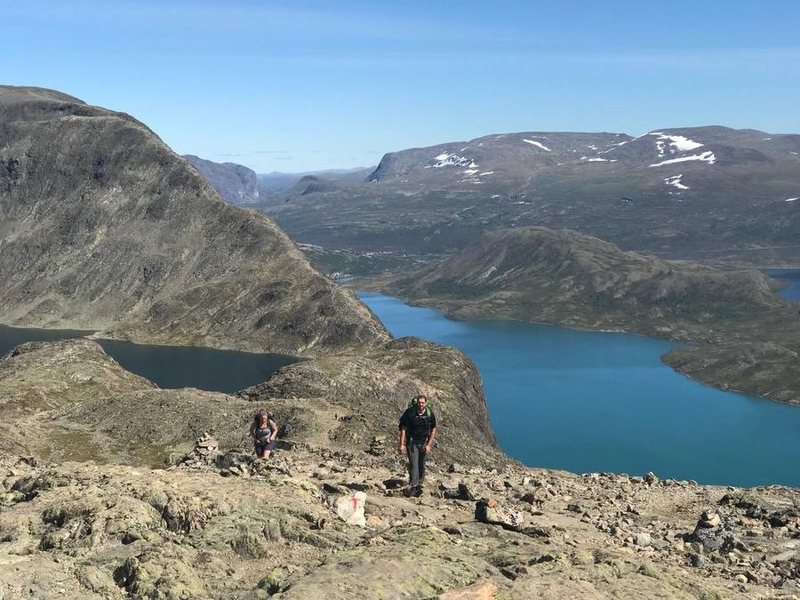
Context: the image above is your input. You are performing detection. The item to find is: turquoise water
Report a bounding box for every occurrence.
[359,292,800,488]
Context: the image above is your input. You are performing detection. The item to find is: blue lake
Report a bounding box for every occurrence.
[765,269,800,300]
[359,292,800,488]
[0,325,297,394]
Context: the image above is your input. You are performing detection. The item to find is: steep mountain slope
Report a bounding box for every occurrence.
[183,154,262,205]
[0,86,389,354]
[260,127,800,274]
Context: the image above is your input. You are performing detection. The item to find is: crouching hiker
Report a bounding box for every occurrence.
[398,395,437,497]
[250,410,278,459]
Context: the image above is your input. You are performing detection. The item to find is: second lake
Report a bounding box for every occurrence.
[359,292,800,488]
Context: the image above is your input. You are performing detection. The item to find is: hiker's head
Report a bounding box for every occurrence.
[416,395,427,412]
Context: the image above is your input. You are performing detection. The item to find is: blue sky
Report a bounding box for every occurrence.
[5,1,800,173]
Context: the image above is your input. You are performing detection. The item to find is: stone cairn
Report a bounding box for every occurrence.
[180,433,219,468]
[368,435,387,456]
[689,508,735,555]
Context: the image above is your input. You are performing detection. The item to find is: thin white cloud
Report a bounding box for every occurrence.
[12,3,798,74]
[5,1,515,46]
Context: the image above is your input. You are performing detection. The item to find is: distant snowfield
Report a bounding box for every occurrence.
[523,139,552,152]
[650,151,716,167]
[428,152,476,169]
[786,197,799,202]
[649,132,704,154]
[664,174,689,190]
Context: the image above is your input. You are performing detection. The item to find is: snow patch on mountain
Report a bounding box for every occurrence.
[650,151,716,167]
[786,197,798,202]
[649,132,704,157]
[428,153,477,169]
[523,139,552,152]
[598,140,629,155]
[665,174,689,190]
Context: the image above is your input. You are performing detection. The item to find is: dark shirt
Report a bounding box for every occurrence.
[399,408,437,443]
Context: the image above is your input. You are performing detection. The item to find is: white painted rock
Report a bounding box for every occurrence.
[335,491,367,527]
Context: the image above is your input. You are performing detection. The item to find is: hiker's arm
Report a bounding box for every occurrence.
[424,427,436,453]
[271,421,278,441]
[398,427,407,454]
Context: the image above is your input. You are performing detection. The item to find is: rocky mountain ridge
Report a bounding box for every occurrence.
[260,126,800,275]
[0,86,388,355]
[1,337,799,599]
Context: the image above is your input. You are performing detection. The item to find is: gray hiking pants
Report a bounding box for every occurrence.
[406,442,427,487]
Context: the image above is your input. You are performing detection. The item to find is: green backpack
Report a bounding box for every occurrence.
[410,395,432,418]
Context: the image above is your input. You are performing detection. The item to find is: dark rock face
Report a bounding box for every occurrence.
[183,154,262,205]
[0,86,389,354]
[689,510,736,554]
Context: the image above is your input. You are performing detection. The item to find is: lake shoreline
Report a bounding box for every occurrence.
[354,272,800,409]
[358,291,800,487]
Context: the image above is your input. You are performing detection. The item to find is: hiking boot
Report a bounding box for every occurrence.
[403,486,414,498]
[413,485,424,497]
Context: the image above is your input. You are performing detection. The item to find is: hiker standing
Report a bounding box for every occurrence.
[250,411,278,459]
[398,395,437,497]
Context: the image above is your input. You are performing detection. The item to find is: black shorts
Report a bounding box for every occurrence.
[255,440,275,455]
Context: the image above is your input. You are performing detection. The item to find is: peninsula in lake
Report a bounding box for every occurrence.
[364,226,800,406]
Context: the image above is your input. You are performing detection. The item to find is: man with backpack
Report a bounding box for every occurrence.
[398,395,437,497]
[250,410,278,459]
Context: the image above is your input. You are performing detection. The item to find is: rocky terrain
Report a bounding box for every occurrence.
[258,127,800,275]
[0,86,388,355]
[363,226,800,406]
[2,338,800,599]
[183,155,262,205]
